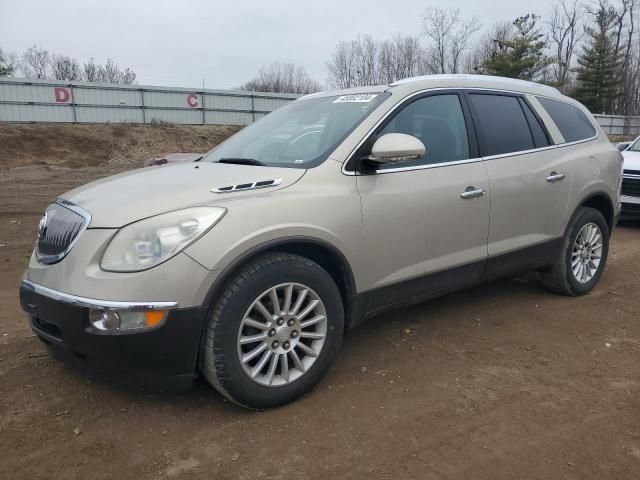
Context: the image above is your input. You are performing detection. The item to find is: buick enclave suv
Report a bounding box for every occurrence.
[20,75,622,408]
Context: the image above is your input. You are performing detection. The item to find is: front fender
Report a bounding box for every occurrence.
[183,187,364,291]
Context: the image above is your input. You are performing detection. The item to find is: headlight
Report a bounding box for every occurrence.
[101,207,226,272]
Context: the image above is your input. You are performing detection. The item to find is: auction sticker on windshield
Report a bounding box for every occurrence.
[333,94,378,103]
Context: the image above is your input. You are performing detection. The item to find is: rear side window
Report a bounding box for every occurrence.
[468,94,534,156]
[536,97,597,143]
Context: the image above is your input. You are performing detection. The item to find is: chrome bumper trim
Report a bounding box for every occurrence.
[621,194,640,205]
[21,279,179,311]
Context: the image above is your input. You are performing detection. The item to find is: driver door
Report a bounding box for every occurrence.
[354,91,491,313]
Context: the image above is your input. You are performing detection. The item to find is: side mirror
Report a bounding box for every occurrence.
[366,133,426,165]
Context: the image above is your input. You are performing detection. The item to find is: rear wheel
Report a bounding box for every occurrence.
[200,253,344,409]
[541,207,609,296]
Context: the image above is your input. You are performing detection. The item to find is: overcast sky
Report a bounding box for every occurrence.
[0,0,557,90]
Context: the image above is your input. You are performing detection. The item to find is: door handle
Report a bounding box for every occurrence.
[460,187,486,199]
[546,172,565,183]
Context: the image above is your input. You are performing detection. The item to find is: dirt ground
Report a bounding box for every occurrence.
[1,134,640,479]
[0,123,241,169]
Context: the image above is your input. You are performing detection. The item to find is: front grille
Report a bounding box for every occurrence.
[622,176,640,198]
[622,202,640,215]
[36,201,89,264]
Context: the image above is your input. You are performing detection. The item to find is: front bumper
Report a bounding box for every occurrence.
[20,280,208,389]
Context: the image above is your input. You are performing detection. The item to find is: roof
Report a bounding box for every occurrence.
[297,74,564,101]
[389,74,562,97]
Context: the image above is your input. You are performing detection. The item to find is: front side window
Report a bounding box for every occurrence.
[204,93,388,168]
[468,93,535,156]
[536,97,597,143]
[374,94,471,169]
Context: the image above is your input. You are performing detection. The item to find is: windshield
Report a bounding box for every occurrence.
[203,93,388,168]
[628,137,640,152]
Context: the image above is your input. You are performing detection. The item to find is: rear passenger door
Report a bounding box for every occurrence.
[466,91,571,277]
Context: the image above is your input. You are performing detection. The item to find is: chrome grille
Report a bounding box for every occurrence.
[622,176,640,198]
[36,201,90,264]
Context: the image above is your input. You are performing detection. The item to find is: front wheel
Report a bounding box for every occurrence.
[200,253,344,409]
[541,207,610,296]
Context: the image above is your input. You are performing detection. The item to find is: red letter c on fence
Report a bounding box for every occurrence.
[187,94,199,108]
[54,87,70,103]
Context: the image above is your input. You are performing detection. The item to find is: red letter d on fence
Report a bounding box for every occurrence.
[54,87,70,103]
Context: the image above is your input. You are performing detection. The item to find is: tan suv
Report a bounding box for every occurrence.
[20,75,622,408]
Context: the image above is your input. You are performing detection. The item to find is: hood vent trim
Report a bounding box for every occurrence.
[211,178,283,194]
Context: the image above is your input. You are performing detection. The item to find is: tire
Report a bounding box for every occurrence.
[200,252,344,409]
[541,207,610,296]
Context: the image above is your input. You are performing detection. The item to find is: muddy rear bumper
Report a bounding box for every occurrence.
[20,280,207,390]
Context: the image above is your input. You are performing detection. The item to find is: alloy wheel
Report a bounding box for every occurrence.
[236,283,327,387]
[571,222,603,283]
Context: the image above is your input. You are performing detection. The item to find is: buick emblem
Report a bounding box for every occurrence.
[38,211,48,239]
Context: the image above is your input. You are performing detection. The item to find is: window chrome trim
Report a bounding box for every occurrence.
[364,157,484,174]
[341,86,600,176]
[480,134,600,161]
[35,200,92,265]
[21,279,179,311]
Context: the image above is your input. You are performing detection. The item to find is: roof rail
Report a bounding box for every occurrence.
[390,74,561,95]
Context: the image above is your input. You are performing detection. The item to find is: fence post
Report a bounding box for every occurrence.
[69,83,77,123]
[250,94,256,123]
[140,88,146,124]
[201,90,206,125]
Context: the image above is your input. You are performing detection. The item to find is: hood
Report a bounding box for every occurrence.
[622,150,640,171]
[61,162,305,228]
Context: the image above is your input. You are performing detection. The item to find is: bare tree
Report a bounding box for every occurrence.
[0,47,16,77]
[613,0,634,63]
[326,39,360,88]
[421,7,481,74]
[99,58,136,84]
[386,34,429,81]
[51,54,82,81]
[548,0,585,92]
[19,45,50,79]
[82,58,100,82]
[466,21,515,73]
[81,57,137,84]
[326,36,380,88]
[241,62,322,94]
[612,0,638,114]
[327,34,429,88]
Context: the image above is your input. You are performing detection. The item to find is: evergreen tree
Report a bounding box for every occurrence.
[573,2,623,114]
[481,14,551,80]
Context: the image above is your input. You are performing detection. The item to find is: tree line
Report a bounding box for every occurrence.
[0,45,137,84]
[242,0,640,116]
[1,0,639,114]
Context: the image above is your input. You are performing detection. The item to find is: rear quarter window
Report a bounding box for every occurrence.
[536,97,597,143]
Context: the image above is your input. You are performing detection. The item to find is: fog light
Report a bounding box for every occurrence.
[89,309,167,333]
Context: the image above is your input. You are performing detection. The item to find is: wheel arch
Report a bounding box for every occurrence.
[577,191,615,234]
[201,237,357,321]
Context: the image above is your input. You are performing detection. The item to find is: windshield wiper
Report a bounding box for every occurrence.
[218,158,266,166]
